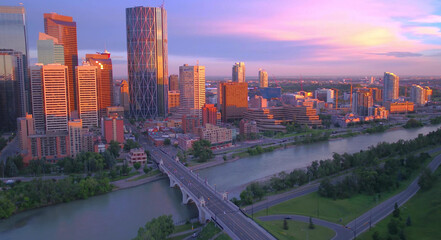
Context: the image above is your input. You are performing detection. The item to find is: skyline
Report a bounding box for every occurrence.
[2,0,441,78]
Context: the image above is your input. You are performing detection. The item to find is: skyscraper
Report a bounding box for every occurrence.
[119,80,130,112]
[0,6,29,115]
[76,64,98,128]
[383,72,399,103]
[410,84,428,106]
[86,51,113,118]
[169,74,179,91]
[30,64,45,133]
[126,6,168,119]
[179,64,205,116]
[259,69,268,88]
[41,64,69,133]
[0,50,25,131]
[352,90,373,116]
[219,82,248,122]
[232,62,245,83]
[44,13,78,112]
[37,32,64,65]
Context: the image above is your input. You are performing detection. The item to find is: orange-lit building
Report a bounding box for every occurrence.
[182,115,200,134]
[385,101,414,113]
[169,74,179,91]
[218,82,248,122]
[102,115,124,144]
[86,51,113,118]
[202,104,217,126]
[44,13,78,112]
[168,90,180,112]
[120,80,129,112]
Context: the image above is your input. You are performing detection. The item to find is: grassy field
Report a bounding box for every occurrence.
[127,169,160,182]
[215,233,232,240]
[197,222,221,240]
[254,150,439,225]
[358,168,441,240]
[257,219,335,240]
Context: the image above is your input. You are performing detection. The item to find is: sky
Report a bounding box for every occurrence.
[3,0,441,78]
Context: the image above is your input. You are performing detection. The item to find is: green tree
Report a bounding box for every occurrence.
[0,197,15,219]
[223,155,227,161]
[418,167,435,190]
[133,215,174,240]
[191,140,213,162]
[164,138,171,145]
[124,139,140,151]
[5,158,18,177]
[283,219,289,230]
[406,216,411,226]
[393,203,400,218]
[143,165,151,174]
[102,150,116,169]
[372,231,381,240]
[387,218,399,235]
[108,140,120,157]
[133,162,141,170]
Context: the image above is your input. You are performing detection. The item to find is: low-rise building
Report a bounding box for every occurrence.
[198,124,233,148]
[177,134,200,151]
[384,101,414,113]
[126,148,147,165]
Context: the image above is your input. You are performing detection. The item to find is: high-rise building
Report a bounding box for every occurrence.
[410,84,429,106]
[383,72,399,103]
[219,82,248,122]
[168,90,180,112]
[86,51,113,118]
[102,115,124,144]
[76,64,98,128]
[259,69,268,88]
[126,6,168,119]
[44,13,78,112]
[120,79,129,112]
[232,62,245,83]
[169,74,179,91]
[179,64,205,116]
[0,6,30,114]
[68,119,83,157]
[352,90,373,116]
[315,88,335,103]
[42,64,69,133]
[30,64,45,133]
[0,50,25,131]
[202,104,217,127]
[37,32,64,65]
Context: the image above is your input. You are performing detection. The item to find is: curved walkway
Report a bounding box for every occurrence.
[258,214,352,240]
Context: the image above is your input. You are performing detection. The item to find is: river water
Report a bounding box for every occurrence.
[0,124,440,240]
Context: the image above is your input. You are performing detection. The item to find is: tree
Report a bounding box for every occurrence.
[9,155,24,171]
[191,140,213,162]
[133,215,174,240]
[283,219,289,230]
[143,165,151,174]
[108,141,120,158]
[124,139,140,151]
[387,218,399,235]
[393,202,400,218]
[309,217,315,229]
[102,150,116,169]
[372,231,381,240]
[406,216,411,226]
[0,197,15,219]
[164,138,171,145]
[5,158,18,177]
[418,167,435,190]
[403,119,423,129]
[223,155,227,161]
[133,162,141,170]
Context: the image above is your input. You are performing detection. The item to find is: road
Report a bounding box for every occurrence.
[151,147,275,240]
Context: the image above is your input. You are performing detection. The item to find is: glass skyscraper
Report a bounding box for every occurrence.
[383,72,399,103]
[0,6,29,117]
[126,6,168,119]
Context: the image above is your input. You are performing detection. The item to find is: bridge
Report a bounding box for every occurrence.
[151,148,275,240]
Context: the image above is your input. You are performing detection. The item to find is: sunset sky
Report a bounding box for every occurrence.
[4,0,441,77]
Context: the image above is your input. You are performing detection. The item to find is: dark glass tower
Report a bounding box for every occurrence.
[0,6,29,117]
[126,6,168,119]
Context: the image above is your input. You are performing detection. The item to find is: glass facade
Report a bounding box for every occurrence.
[0,6,29,115]
[0,50,23,131]
[126,6,168,119]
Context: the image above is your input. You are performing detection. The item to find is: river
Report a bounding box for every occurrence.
[0,124,440,240]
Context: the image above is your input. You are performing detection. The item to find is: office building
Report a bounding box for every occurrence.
[102,115,124,143]
[182,115,200,134]
[239,119,258,138]
[86,51,113,118]
[120,79,129,112]
[218,82,248,122]
[42,64,69,133]
[44,13,78,112]
[0,6,30,114]
[202,104,217,126]
[76,64,98,128]
[168,90,180,112]
[179,64,205,116]
[259,69,268,88]
[0,50,25,131]
[30,64,46,133]
[37,32,64,65]
[126,6,168,119]
[383,72,399,103]
[249,95,267,109]
[68,119,83,157]
[232,62,245,83]
[169,74,179,91]
[315,88,335,103]
[352,90,373,116]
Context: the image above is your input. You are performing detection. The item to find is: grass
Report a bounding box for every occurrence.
[254,149,439,225]
[110,171,139,182]
[358,168,441,240]
[256,219,334,240]
[215,233,232,240]
[127,170,160,182]
[173,222,202,234]
[168,233,193,240]
[197,222,221,240]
